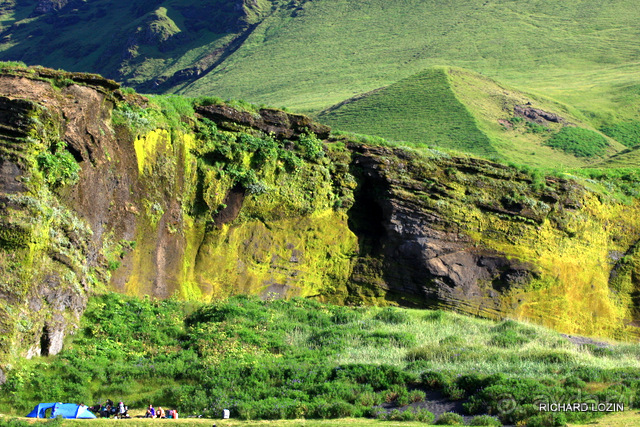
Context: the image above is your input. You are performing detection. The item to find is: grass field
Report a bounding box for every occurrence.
[2,0,638,118]
[3,412,640,426]
[0,417,438,427]
[1,0,638,154]
[316,68,497,158]
[1,294,639,426]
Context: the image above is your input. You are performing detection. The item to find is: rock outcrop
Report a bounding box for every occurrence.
[197,104,331,140]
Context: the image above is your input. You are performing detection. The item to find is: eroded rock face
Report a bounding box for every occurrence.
[0,69,132,364]
[346,145,541,316]
[0,66,352,367]
[0,66,639,372]
[514,104,564,124]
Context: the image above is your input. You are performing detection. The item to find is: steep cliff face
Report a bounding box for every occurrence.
[0,66,639,376]
[0,66,357,370]
[344,145,640,339]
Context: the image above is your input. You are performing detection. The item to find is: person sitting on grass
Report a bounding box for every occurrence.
[145,404,156,418]
[157,407,166,419]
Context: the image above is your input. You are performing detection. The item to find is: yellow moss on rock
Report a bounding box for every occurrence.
[460,190,640,338]
[190,210,357,301]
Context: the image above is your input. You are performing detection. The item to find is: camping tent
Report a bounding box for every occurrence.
[26,402,97,419]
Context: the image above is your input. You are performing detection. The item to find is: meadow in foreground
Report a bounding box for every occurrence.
[1,294,640,426]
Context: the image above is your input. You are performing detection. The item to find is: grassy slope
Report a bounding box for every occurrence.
[318,67,627,167]
[595,147,640,168]
[0,0,272,84]
[176,0,640,120]
[317,68,497,158]
[1,0,638,151]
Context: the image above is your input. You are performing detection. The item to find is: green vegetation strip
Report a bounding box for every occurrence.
[1,295,640,426]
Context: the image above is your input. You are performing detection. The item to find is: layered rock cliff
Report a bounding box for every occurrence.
[0,66,639,376]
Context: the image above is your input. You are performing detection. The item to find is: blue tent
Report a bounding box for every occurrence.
[26,402,96,419]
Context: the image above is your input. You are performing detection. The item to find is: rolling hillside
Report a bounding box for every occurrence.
[0,0,638,125]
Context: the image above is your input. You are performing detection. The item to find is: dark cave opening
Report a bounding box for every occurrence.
[347,175,387,256]
[40,325,50,356]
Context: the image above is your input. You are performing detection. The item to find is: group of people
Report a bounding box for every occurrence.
[90,399,130,419]
[145,404,179,419]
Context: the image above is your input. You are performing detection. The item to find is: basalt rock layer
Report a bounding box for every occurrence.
[0,66,639,373]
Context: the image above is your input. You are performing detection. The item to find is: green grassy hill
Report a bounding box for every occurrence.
[1,293,638,426]
[318,67,628,167]
[317,68,497,158]
[596,148,640,168]
[173,0,640,120]
[1,0,638,127]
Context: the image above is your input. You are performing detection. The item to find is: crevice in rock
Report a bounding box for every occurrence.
[212,183,245,228]
[40,325,50,356]
[346,167,387,256]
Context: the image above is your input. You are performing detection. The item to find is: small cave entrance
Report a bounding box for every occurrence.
[347,176,387,256]
[212,183,246,228]
[40,325,50,356]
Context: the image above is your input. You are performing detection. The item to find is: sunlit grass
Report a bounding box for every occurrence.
[326,307,640,380]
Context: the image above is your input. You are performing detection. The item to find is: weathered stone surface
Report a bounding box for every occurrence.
[514,104,564,124]
[196,104,331,140]
[32,0,69,16]
[346,144,545,317]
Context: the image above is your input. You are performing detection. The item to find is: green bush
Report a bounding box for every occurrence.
[469,415,502,426]
[525,412,567,427]
[600,120,640,148]
[421,370,452,389]
[297,133,325,160]
[400,408,416,421]
[0,419,31,427]
[408,389,426,403]
[435,412,465,425]
[414,408,435,423]
[546,126,609,157]
[456,373,505,394]
[330,306,361,324]
[525,121,547,134]
[490,329,530,347]
[443,383,466,400]
[36,141,80,187]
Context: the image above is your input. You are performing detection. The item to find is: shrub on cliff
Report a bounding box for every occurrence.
[36,141,80,187]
